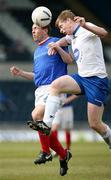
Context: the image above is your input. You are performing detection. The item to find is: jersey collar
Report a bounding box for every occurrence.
[38,37,50,46]
[73,25,80,37]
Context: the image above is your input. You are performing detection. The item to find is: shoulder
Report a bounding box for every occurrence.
[78,26,96,38]
[49,37,60,42]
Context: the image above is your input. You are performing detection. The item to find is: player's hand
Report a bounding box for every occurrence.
[48,42,54,47]
[48,42,57,55]
[48,47,57,55]
[74,16,86,27]
[10,66,22,76]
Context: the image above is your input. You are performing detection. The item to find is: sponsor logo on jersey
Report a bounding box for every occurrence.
[73,48,79,61]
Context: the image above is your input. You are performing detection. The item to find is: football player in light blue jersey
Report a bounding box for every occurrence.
[10,23,74,176]
[35,10,111,151]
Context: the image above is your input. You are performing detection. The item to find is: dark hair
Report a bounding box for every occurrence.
[42,25,51,35]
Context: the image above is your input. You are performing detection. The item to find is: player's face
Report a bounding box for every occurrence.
[32,24,45,42]
[58,18,75,35]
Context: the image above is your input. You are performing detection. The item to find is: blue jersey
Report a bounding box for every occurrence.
[33,37,68,87]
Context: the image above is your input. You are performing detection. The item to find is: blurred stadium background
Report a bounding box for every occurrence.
[0,0,111,142]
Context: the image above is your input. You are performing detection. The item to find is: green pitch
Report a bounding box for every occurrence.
[0,141,111,180]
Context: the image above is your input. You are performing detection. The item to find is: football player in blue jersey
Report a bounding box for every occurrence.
[10,23,74,176]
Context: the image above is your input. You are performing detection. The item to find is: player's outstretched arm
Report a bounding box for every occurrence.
[10,66,34,80]
[74,16,108,38]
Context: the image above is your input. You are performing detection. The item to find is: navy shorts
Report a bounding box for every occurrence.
[70,73,109,106]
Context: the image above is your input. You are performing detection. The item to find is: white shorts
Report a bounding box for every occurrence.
[35,85,66,107]
[53,106,74,129]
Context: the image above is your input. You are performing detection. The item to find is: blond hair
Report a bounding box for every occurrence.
[55,10,75,28]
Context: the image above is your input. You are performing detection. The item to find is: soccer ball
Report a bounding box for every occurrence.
[31,6,52,27]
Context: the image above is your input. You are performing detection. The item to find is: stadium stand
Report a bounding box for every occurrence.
[0,81,35,126]
[1,0,34,9]
[0,0,110,62]
[0,12,35,53]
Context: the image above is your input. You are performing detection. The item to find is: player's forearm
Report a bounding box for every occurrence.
[56,37,68,46]
[56,46,73,64]
[83,22,108,38]
[20,71,34,80]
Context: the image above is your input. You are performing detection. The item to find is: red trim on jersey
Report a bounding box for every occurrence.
[38,37,50,46]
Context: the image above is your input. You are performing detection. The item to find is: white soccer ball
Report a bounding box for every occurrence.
[31,6,52,27]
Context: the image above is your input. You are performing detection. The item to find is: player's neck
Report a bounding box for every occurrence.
[38,36,50,45]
